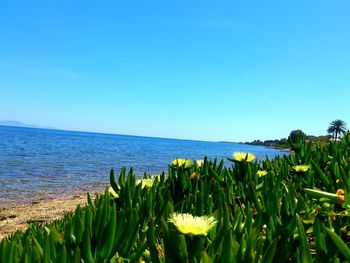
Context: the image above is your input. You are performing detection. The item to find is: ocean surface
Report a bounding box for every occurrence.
[0,125,287,205]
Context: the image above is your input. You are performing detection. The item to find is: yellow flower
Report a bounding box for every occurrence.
[168,213,217,236]
[233,152,255,162]
[172,158,191,168]
[292,165,310,173]
[108,187,119,198]
[196,160,204,167]
[257,170,268,177]
[136,177,156,189]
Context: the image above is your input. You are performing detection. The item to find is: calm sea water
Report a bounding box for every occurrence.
[0,125,286,204]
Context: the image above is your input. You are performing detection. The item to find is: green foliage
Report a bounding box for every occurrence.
[2,137,350,262]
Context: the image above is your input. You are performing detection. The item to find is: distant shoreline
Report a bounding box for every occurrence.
[219,140,292,153]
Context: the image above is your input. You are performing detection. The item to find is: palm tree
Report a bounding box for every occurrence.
[327,119,347,140]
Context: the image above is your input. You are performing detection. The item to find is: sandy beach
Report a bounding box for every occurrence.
[0,186,106,240]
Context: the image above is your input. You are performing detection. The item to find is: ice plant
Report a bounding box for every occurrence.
[257,170,268,177]
[233,152,255,162]
[108,187,119,198]
[172,158,191,168]
[336,189,345,205]
[292,165,310,173]
[168,213,217,236]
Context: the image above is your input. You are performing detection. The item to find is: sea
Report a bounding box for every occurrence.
[0,125,287,205]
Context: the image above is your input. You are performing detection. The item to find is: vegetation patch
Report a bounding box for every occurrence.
[2,132,350,262]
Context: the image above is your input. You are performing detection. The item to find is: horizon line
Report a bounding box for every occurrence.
[0,123,236,144]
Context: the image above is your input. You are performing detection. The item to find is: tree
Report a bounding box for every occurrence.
[288,129,306,153]
[288,130,306,144]
[327,119,347,140]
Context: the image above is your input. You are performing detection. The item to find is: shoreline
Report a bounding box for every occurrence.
[242,142,292,153]
[0,186,106,240]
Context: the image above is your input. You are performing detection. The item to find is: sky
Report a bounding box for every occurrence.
[1,1,350,142]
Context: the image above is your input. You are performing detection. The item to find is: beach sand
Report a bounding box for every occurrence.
[0,187,106,240]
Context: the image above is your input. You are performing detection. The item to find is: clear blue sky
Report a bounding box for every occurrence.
[1,1,349,142]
